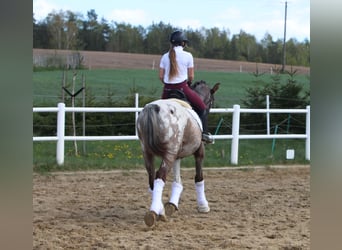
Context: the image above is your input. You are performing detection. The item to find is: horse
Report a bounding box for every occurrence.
[136,80,220,227]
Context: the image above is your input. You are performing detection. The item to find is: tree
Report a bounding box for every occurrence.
[46,10,65,49]
[33,15,50,48]
[184,28,205,57]
[260,33,283,64]
[33,9,310,67]
[64,11,81,50]
[145,22,173,54]
[240,70,310,134]
[203,27,230,59]
[285,38,310,67]
[230,30,259,61]
[107,22,144,53]
[79,9,109,51]
[100,18,111,51]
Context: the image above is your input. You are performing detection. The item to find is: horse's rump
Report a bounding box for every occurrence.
[137,99,202,158]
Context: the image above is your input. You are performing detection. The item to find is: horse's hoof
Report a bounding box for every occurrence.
[165,202,177,217]
[198,205,210,213]
[144,211,157,227]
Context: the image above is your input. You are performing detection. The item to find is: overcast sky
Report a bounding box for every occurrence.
[33,0,310,42]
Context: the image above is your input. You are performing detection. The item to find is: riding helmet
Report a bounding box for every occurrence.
[170,31,189,46]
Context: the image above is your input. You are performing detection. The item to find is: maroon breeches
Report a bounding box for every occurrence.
[161,81,206,113]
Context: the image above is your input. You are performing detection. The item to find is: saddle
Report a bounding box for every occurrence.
[165,89,191,108]
[165,89,188,102]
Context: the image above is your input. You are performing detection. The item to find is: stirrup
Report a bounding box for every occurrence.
[202,132,214,144]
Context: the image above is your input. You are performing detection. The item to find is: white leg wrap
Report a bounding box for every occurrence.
[169,181,183,208]
[150,179,165,215]
[195,180,210,213]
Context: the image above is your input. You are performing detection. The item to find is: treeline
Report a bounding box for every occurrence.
[33,9,310,67]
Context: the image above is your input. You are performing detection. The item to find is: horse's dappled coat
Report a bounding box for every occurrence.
[137,99,202,159]
[136,81,220,227]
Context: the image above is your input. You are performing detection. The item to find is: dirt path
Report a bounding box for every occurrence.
[33,166,310,249]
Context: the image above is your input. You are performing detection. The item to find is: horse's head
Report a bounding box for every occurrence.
[191,80,220,110]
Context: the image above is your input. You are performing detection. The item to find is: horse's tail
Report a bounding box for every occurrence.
[138,103,167,156]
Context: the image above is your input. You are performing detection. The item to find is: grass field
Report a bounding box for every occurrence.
[33,67,310,171]
[33,68,310,107]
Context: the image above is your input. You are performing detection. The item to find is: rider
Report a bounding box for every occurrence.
[159,30,214,144]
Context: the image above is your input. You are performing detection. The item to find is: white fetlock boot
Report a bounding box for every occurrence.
[169,181,183,209]
[150,178,165,216]
[195,180,210,213]
[165,181,183,216]
[145,179,166,227]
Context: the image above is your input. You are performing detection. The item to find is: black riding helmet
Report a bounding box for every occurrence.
[170,31,189,46]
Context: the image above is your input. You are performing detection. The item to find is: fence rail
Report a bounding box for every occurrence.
[33,94,310,166]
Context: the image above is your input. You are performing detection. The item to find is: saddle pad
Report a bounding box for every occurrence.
[186,109,203,131]
[168,99,202,131]
[168,98,192,109]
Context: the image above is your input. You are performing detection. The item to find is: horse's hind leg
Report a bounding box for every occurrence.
[141,151,158,226]
[194,145,210,213]
[145,159,170,227]
[142,151,165,227]
[145,177,166,227]
[143,150,155,191]
[165,159,183,216]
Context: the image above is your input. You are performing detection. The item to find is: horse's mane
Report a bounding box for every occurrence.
[192,80,207,87]
[191,80,213,108]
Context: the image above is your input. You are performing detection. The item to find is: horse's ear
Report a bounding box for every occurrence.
[211,82,220,94]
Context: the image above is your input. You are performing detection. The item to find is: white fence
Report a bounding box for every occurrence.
[33,94,310,166]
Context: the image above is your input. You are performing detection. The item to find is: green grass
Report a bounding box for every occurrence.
[33,68,310,107]
[33,139,309,173]
[33,69,161,106]
[33,68,310,172]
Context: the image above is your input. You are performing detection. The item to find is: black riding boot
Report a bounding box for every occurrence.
[198,110,214,144]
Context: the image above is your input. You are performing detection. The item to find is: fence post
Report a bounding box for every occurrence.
[56,103,65,166]
[305,106,310,160]
[231,104,240,165]
[135,93,139,136]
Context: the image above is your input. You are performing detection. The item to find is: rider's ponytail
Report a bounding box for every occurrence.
[168,45,178,80]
